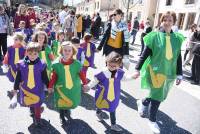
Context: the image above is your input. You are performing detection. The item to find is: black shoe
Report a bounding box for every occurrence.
[64,110,72,120]
[60,110,67,125]
[185,76,193,80]
[30,107,35,118]
[191,81,199,85]
[186,63,191,66]
[33,118,42,127]
[60,118,67,125]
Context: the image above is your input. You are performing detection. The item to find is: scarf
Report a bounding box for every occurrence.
[111,20,130,42]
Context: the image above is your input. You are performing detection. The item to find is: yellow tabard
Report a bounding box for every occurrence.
[107,32,123,48]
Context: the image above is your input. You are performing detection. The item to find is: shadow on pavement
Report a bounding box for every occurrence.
[62,119,97,134]
[28,119,61,134]
[80,92,96,110]
[156,111,192,134]
[45,91,97,112]
[138,106,192,134]
[120,90,137,110]
[99,120,132,134]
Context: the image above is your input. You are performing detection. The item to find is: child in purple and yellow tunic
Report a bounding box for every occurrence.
[71,37,85,65]
[11,42,49,126]
[2,33,26,82]
[80,34,96,79]
[87,51,135,132]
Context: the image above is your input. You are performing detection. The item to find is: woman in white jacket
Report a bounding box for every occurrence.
[62,10,77,41]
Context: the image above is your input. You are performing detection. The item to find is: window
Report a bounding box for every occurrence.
[97,2,99,9]
[177,13,185,29]
[129,12,133,21]
[166,0,172,6]
[185,13,196,29]
[137,11,141,20]
[185,0,195,4]
[138,0,143,4]
[131,0,134,4]
[198,15,200,27]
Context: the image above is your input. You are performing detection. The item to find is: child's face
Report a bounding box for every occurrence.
[58,34,64,41]
[73,43,80,49]
[19,23,25,29]
[62,46,73,60]
[162,15,174,30]
[85,39,91,43]
[107,62,120,71]
[38,34,45,45]
[14,38,22,45]
[55,25,60,31]
[27,51,39,61]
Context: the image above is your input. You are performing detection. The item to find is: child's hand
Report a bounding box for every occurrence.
[2,64,8,73]
[48,88,54,94]
[133,70,140,79]
[122,56,130,70]
[11,90,17,96]
[9,91,17,109]
[82,85,90,92]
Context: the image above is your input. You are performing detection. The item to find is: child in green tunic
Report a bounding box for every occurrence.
[133,11,185,134]
[51,30,65,58]
[48,41,88,125]
[32,31,54,78]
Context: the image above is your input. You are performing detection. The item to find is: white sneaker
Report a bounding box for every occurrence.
[148,121,160,134]
[96,113,103,121]
[137,100,146,117]
[111,124,122,132]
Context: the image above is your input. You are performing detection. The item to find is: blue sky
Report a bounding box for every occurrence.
[64,0,82,6]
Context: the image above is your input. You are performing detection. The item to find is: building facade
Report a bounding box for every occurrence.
[154,0,200,30]
[119,0,158,27]
[0,0,11,6]
[76,0,119,22]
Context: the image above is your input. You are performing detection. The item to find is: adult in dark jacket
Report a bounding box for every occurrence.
[91,13,101,39]
[190,30,200,84]
[131,17,139,45]
[140,21,152,55]
[97,9,130,69]
[83,15,91,35]
[0,5,12,61]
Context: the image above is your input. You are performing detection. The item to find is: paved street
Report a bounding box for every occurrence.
[0,35,200,134]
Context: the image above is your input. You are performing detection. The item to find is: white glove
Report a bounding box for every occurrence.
[9,94,17,109]
[2,64,9,73]
[122,55,130,70]
[81,52,85,65]
[44,85,48,91]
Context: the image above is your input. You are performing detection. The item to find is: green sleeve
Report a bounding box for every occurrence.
[143,32,157,49]
[176,33,185,45]
[46,45,52,54]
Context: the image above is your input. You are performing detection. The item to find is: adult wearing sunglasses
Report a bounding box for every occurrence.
[97,9,130,69]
